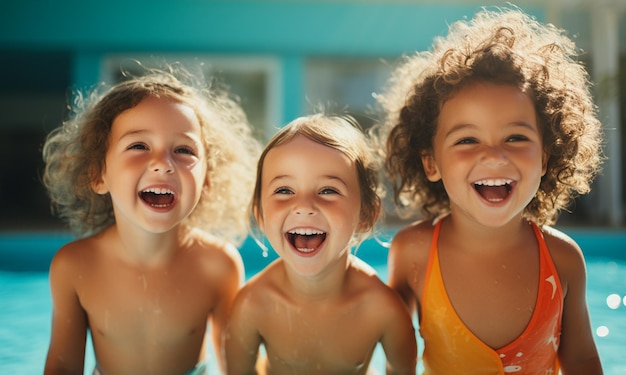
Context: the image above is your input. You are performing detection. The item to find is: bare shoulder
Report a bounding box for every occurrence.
[540,225,588,290]
[186,229,244,277]
[349,254,378,277]
[346,256,408,313]
[49,235,101,273]
[188,228,241,258]
[47,235,109,297]
[389,219,435,267]
[541,225,585,263]
[232,260,284,311]
[347,256,406,308]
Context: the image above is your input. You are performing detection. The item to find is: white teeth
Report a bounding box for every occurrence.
[142,188,174,195]
[474,179,513,187]
[288,229,325,236]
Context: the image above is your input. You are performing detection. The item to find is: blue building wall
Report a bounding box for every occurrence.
[0,1,544,122]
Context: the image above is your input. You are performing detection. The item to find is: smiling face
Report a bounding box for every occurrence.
[422,82,547,228]
[258,134,362,277]
[92,96,207,234]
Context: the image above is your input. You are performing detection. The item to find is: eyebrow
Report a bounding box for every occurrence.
[268,174,349,187]
[115,129,146,142]
[443,121,538,139]
[116,129,202,144]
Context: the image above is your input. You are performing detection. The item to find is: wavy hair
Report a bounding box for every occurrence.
[374,7,603,226]
[42,63,261,243]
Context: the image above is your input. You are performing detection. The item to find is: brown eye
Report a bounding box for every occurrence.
[455,137,477,145]
[506,135,529,142]
[127,143,148,150]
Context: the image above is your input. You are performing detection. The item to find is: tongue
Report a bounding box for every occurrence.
[294,234,324,250]
[141,192,174,206]
[475,185,509,201]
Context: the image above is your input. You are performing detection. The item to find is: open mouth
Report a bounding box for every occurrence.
[287,229,327,253]
[473,179,513,202]
[139,188,175,208]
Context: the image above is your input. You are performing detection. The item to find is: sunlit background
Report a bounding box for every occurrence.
[1,0,625,230]
[1,2,626,374]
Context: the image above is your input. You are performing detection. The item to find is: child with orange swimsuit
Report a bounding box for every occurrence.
[375,7,603,375]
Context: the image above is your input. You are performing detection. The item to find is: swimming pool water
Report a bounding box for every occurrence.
[1,232,625,374]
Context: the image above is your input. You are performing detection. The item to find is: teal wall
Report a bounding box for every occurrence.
[1,1,525,53]
[0,1,549,229]
[0,1,544,121]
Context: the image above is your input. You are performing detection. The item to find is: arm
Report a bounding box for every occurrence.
[211,244,245,373]
[381,291,418,375]
[548,233,603,374]
[224,286,263,375]
[44,247,88,375]
[387,225,425,317]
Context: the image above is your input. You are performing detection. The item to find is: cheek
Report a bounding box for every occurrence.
[259,200,281,226]
[519,150,546,176]
[191,163,208,185]
[334,203,362,230]
[436,158,459,183]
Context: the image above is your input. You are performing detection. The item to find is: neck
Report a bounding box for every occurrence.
[281,252,352,301]
[111,223,184,266]
[442,214,534,255]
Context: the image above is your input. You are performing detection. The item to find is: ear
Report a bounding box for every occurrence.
[541,151,548,177]
[90,169,109,195]
[421,152,442,182]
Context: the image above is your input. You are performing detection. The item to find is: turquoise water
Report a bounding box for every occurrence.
[1,230,625,374]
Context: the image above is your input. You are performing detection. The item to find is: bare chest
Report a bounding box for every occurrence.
[439,251,540,349]
[258,301,380,374]
[77,265,215,346]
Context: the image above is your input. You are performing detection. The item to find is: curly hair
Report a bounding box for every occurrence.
[42,63,261,243]
[375,7,603,226]
[251,114,382,246]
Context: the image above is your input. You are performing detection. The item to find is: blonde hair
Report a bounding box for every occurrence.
[251,114,382,246]
[375,7,603,226]
[43,63,261,243]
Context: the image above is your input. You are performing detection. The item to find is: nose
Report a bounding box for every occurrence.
[294,196,317,216]
[480,146,508,168]
[150,153,174,174]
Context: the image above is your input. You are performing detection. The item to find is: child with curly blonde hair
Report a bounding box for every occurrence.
[42,63,260,375]
[375,7,603,374]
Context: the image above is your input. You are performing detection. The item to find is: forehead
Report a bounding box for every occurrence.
[111,96,202,134]
[263,134,356,178]
[438,82,538,129]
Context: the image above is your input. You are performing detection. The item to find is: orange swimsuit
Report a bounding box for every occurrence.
[419,221,562,374]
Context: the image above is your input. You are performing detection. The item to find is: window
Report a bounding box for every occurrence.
[305,57,393,130]
[103,54,281,141]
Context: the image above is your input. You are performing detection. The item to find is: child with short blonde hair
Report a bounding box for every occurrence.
[225,114,417,374]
